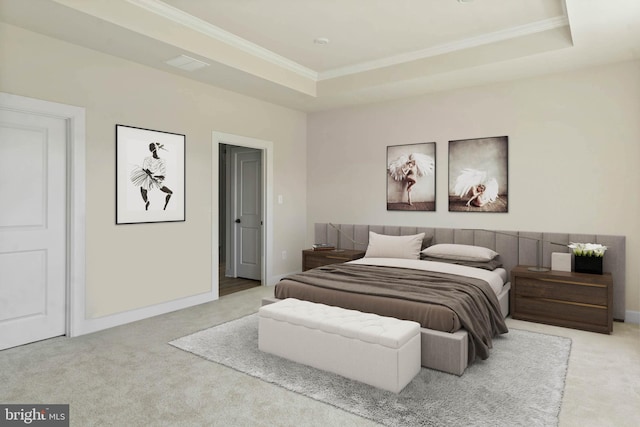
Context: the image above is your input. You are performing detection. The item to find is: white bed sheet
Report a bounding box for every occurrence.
[348,257,506,296]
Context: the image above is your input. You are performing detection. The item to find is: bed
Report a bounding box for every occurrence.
[269,224,626,375]
[276,256,510,362]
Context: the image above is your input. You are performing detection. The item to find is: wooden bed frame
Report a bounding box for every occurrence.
[268,224,626,375]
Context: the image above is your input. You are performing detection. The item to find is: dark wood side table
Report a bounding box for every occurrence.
[510,265,613,334]
[302,249,366,271]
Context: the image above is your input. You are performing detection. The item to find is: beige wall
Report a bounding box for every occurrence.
[0,23,307,319]
[308,60,640,315]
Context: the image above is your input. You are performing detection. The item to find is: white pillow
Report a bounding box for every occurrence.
[421,243,498,262]
[364,231,425,260]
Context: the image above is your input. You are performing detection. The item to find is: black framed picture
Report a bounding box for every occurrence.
[448,136,508,212]
[116,124,185,224]
[387,142,436,211]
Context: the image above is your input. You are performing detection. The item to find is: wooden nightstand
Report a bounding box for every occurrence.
[510,266,613,334]
[302,249,366,271]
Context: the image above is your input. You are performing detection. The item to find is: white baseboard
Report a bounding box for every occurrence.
[624,310,640,325]
[71,291,217,337]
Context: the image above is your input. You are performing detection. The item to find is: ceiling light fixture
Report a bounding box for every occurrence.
[457,0,474,3]
[313,37,330,45]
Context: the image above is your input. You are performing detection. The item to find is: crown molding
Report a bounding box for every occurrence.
[126,0,568,84]
[318,15,569,80]
[126,0,318,80]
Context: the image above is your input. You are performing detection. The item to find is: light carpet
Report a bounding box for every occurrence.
[170,313,571,427]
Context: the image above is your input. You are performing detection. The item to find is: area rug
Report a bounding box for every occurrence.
[170,314,571,427]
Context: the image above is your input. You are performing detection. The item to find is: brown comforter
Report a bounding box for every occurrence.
[275,263,508,362]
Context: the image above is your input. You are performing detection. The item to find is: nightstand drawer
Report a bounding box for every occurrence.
[302,249,366,271]
[515,297,608,329]
[305,255,350,269]
[514,277,608,306]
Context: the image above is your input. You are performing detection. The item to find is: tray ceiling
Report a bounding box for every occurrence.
[1,0,639,111]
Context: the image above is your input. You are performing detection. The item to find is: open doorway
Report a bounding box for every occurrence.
[213,131,273,298]
[218,143,262,296]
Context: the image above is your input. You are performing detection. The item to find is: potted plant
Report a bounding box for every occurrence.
[568,242,607,274]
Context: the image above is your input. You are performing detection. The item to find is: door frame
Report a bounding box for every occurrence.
[0,92,86,338]
[212,132,273,293]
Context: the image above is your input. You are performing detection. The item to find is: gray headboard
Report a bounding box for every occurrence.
[314,223,626,321]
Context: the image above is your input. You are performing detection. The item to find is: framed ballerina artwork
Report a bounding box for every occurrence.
[116,124,185,224]
[448,136,508,212]
[386,142,436,211]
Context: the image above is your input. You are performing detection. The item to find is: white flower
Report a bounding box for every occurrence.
[568,242,607,257]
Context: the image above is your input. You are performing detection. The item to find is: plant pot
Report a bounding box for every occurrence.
[574,255,603,275]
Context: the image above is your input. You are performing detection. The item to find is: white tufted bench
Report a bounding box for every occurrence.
[258,298,421,393]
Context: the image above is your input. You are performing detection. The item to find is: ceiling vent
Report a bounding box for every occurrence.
[165,54,210,71]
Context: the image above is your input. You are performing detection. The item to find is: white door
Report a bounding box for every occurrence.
[232,148,262,280]
[0,108,67,350]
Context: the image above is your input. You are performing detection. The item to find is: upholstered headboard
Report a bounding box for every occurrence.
[314,223,626,321]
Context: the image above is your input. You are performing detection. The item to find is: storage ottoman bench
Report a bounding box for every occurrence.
[258,298,421,393]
